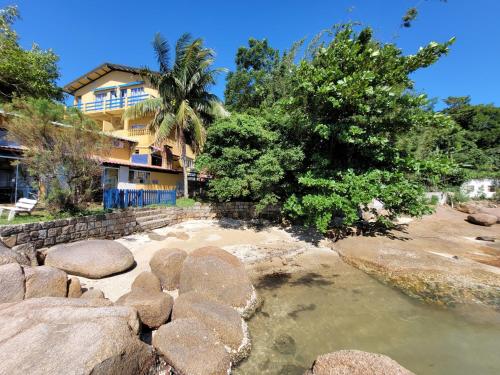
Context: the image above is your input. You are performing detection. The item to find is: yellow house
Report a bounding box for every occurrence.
[64,63,197,192]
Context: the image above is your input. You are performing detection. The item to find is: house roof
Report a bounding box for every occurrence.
[63,63,145,94]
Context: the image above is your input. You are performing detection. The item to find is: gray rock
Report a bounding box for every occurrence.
[172,291,250,362]
[45,239,135,279]
[153,318,231,375]
[0,244,30,266]
[81,288,105,299]
[0,263,25,303]
[24,266,68,298]
[179,246,258,318]
[304,350,415,375]
[131,271,162,293]
[0,298,153,375]
[116,289,173,329]
[150,248,187,290]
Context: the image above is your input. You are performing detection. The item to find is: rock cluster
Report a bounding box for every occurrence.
[0,263,69,303]
[0,298,153,375]
[305,350,415,375]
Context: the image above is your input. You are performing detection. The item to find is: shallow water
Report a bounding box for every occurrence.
[235,262,500,375]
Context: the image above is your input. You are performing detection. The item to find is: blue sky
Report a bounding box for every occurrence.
[3,0,499,108]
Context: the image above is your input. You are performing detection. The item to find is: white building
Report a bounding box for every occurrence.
[460,179,498,199]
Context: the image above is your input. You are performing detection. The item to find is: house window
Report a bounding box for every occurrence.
[130,87,145,96]
[151,153,162,167]
[131,124,145,129]
[489,185,496,193]
[184,157,194,169]
[128,170,151,184]
[95,92,106,102]
[120,89,128,98]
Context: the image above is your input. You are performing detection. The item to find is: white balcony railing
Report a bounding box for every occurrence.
[69,94,152,113]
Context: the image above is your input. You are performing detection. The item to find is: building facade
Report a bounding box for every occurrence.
[64,63,198,193]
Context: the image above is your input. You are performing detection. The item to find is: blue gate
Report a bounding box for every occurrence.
[103,188,176,209]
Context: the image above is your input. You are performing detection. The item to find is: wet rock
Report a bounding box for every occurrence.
[67,277,82,298]
[0,244,30,266]
[153,318,231,375]
[116,289,173,329]
[172,291,250,362]
[45,239,135,279]
[304,350,415,375]
[24,266,67,298]
[273,333,296,355]
[179,246,258,318]
[150,248,187,290]
[81,288,105,299]
[0,263,25,303]
[467,214,497,227]
[0,298,153,375]
[131,271,162,293]
[337,244,500,308]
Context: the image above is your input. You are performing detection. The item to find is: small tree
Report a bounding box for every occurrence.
[4,98,110,213]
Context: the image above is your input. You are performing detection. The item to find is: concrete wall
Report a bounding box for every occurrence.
[460,179,498,199]
[0,202,281,253]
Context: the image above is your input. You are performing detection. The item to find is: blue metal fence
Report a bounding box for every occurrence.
[103,188,176,209]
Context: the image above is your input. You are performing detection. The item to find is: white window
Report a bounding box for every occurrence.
[95,92,106,102]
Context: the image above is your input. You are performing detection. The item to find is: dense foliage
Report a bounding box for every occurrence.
[201,24,460,232]
[4,98,109,213]
[0,6,62,102]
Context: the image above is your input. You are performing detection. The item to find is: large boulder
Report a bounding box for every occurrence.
[0,298,153,375]
[478,207,500,223]
[153,318,231,375]
[172,291,250,363]
[149,248,187,290]
[0,263,25,303]
[0,244,30,266]
[45,239,135,279]
[116,289,173,329]
[24,265,67,298]
[179,246,258,318]
[305,350,415,375]
[131,271,162,293]
[455,202,481,214]
[467,213,497,227]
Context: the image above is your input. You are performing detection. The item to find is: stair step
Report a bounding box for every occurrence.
[136,213,172,224]
[138,218,170,230]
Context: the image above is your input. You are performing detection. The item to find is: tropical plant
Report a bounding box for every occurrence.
[124,33,225,198]
[4,98,110,213]
[0,5,62,102]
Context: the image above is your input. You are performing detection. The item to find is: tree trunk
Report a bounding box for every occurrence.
[180,133,188,198]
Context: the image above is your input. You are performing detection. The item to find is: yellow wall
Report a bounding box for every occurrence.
[70,68,197,166]
[151,171,182,186]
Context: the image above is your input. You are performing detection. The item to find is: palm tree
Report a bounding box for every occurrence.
[124,33,226,198]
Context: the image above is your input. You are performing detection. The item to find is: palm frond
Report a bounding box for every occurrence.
[153,33,171,73]
[122,97,163,120]
[154,113,176,146]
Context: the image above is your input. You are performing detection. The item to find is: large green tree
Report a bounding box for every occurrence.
[0,5,62,102]
[124,33,225,198]
[202,24,457,233]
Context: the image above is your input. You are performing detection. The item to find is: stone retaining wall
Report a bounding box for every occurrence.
[0,202,281,252]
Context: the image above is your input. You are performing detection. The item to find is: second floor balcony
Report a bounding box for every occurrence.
[69,94,153,114]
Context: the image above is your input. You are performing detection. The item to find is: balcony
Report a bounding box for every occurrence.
[68,94,152,114]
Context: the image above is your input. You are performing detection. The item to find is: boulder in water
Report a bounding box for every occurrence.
[172,291,250,362]
[179,246,258,318]
[305,350,415,375]
[153,318,231,375]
